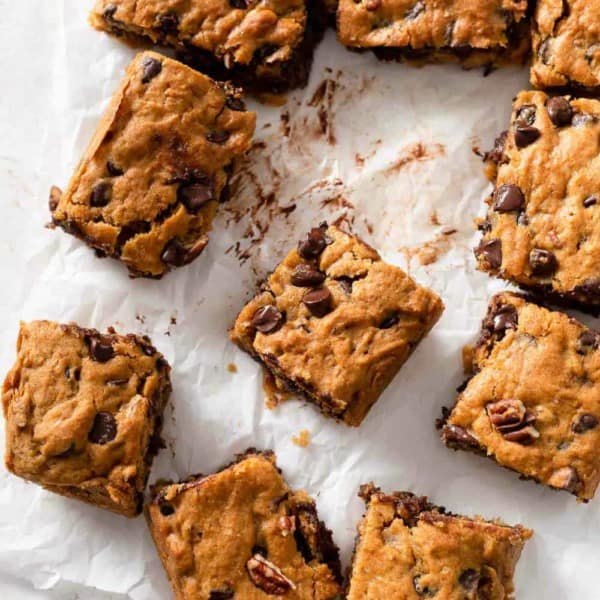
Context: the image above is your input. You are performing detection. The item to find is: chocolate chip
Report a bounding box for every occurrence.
[209,590,234,600]
[159,503,175,516]
[206,131,230,144]
[88,412,117,445]
[141,56,162,84]
[379,314,399,329]
[161,239,192,267]
[103,4,117,18]
[584,195,598,208]
[106,161,124,176]
[229,0,247,7]
[573,414,598,434]
[493,184,525,212]
[336,276,354,294]
[298,226,328,259]
[475,239,502,269]
[178,182,214,212]
[303,287,332,317]
[87,337,115,362]
[514,125,541,148]
[116,221,150,249]
[442,424,480,448]
[90,181,112,207]
[458,569,479,591]
[578,330,599,353]
[252,306,284,334]
[291,264,326,287]
[492,304,518,334]
[252,545,268,557]
[577,277,600,297]
[547,96,573,126]
[156,13,179,35]
[516,104,536,126]
[49,185,62,212]
[226,96,246,111]
[529,248,558,276]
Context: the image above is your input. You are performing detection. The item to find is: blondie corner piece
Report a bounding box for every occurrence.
[336,0,530,69]
[531,0,600,94]
[347,484,532,599]
[441,292,600,501]
[477,91,600,311]
[145,450,342,600]
[90,0,327,93]
[2,321,172,517]
[230,223,444,426]
[51,51,256,278]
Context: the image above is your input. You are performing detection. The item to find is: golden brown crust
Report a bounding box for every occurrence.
[51,51,255,278]
[347,486,532,600]
[90,0,315,90]
[531,0,600,92]
[145,452,342,600]
[336,0,530,67]
[476,91,600,307]
[2,320,171,517]
[229,224,444,426]
[441,292,600,501]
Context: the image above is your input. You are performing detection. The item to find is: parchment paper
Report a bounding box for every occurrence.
[1,1,597,598]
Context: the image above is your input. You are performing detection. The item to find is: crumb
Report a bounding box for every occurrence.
[292,430,311,448]
[136,314,146,324]
[227,363,238,373]
[462,345,475,375]
[170,315,177,325]
[256,92,288,106]
[429,211,440,226]
[384,142,445,175]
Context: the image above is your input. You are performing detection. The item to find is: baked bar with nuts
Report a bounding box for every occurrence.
[440,292,600,501]
[2,320,171,517]
[230,224,444,426]
[337,0,530,69]
[347,484,532,599]
[90,0,326,93]
[477,91,600,311]
[531,0,600,94]
[145,450,342,600]
[51,52,255,278]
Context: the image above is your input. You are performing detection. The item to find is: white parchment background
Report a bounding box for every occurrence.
[1,1,597,598]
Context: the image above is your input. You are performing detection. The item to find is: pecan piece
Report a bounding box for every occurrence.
[246,554,296,595]
[487,399,539,444]
[278,515,297,537]
[548,467,581,494]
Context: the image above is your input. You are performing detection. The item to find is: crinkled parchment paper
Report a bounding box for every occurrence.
[1,1,598,598]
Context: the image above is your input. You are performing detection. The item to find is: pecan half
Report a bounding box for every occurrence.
[246,554,296,595]
[487,399,539,444]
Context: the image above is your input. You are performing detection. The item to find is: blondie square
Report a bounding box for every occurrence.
[337,0,530,68]
[230,224,444,426]
[2,320,171,517]
[477,91,600,310]
[347,484,532,599]
[145,450,342,600]
[441,292,600,501]
[90,0,326,93]
[51,51,255,278]
[531,0,600,93]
